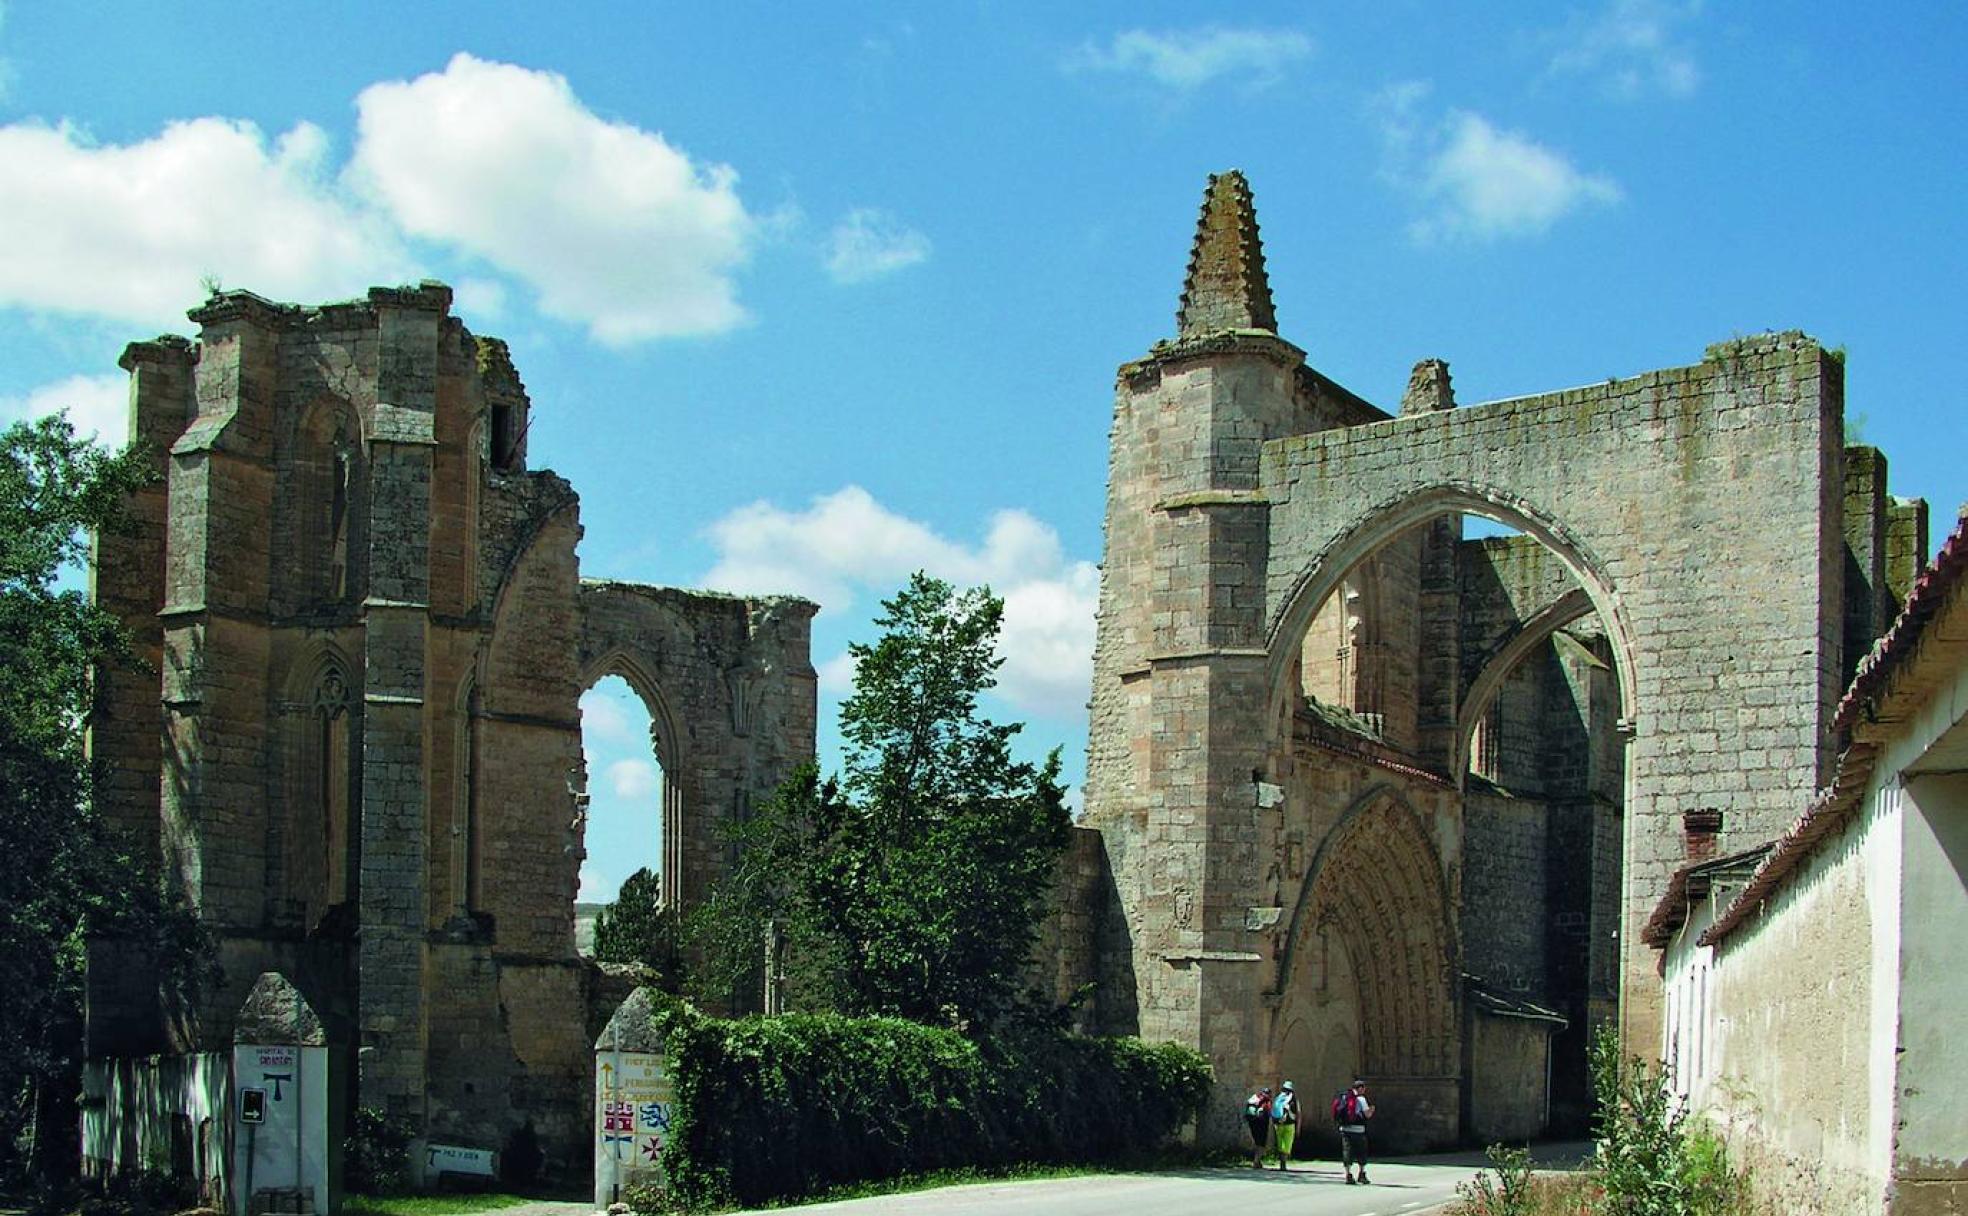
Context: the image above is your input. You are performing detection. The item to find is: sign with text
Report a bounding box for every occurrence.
[594,1050,672,1203]
[425,1143,495,1178]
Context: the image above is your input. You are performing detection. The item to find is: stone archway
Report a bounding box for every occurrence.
[576,581,819,916]
[1268,786,1458,1147]
[1265,484,1639,730]
[578,650,686,909]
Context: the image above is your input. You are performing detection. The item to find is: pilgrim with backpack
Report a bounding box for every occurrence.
[1268,1080,1300,1169]
[1241,1085,1272,1167]
[1332,1078,1375,1185]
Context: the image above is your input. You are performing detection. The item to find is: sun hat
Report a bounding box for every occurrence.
[1281,1080,1294,1090]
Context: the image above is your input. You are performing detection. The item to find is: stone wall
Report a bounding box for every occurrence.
[86,284,816,1183]
[1259,334,1848,1052]
[1461,790,1548,995]
[576,582,818,913]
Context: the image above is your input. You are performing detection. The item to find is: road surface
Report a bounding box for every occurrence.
[729,1144,1594,1216]
[455,1144,1592,1216]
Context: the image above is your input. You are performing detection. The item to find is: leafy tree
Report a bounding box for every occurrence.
[593,866,681,987]
[0,414,207,1185]
[689,573,1071,1027]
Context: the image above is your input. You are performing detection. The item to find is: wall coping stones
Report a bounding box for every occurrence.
[1121,329,1307,387]
[119,335,196,370]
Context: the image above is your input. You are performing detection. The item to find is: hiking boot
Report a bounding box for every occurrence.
[1344,1175,1356,1185]
[1359,1174,1371,1185]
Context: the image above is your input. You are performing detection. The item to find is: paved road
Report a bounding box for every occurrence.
[416,1144,1592,1216]
[743,1165,1454,1216]
[729,1145,1595,1216]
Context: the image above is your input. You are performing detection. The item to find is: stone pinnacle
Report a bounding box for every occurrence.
[1177,170,1278,337]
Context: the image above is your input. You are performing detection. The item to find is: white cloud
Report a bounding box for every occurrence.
[1419,112,1622,241]
[1072,27,1313,92]
[702,486,1098,717]
[606,757,660,801]
[816,651,859,699]
[348,53,755,345]
[579,686,637,746]
[0,372,131,446]
[0,116,409,330]
[578,863,614,903]
[1373,88,1621,243]
[452,277,509,321]
[1547,0,1702,100]
[824,209,931,284]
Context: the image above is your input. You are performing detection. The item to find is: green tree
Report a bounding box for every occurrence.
[592,866,680,986]
[0,413,206,1184]
[690,573,1071,1027]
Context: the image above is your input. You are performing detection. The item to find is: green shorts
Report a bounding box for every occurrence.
[1273,1121,1296,1158]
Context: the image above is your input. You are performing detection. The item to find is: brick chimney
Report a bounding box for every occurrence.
[1682,807,1724,861]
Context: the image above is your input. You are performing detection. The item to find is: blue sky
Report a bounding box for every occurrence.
[3,3,1962,904]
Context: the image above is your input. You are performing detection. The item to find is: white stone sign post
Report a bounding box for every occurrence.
[230,973,336,1215]
[593,989,674,1208]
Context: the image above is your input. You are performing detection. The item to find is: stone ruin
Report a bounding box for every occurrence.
[84,283,816,1189]
[80,172,1931,1193]
[1054,171,1927,1150]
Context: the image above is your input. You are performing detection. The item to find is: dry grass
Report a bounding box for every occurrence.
[1522,1174,1600,1214]
[1449,1171,1600,1216]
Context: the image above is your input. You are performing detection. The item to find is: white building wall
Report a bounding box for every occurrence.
[1691,783,1900,1215]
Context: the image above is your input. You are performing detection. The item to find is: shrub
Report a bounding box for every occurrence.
[344,1107,417,1196]
[1452,1143,1534,1215]
[654,1005,1210,1208]
[1589,1026,1747,1216]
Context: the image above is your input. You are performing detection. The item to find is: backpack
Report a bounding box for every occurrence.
[1332,1091,1358,1125]
[1244,1090,1269,1119]
[1271,1091,1295,1123]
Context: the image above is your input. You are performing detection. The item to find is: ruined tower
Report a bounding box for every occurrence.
[87,284,818,1187]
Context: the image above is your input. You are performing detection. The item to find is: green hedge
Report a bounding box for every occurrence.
[654,1007,1211,1208]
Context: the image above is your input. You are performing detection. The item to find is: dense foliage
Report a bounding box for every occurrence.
[593,866,681,987]
[652,1005,1211,1208]
[688,573,1071,1026]
[0,415,208,1184]
[343,1107,418,1196]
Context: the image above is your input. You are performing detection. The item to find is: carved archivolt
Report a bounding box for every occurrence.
[1283,790,1456,1077]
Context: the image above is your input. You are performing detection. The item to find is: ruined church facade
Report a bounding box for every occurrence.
[78,171,1939,1198]
[85,284,817,1184]
[1072,172,1926,1150]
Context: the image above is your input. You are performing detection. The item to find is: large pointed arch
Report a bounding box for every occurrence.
[1273,784,1457,1078]
[1267,482,1639,732]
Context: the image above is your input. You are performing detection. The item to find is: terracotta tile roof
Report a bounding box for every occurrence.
[1701,506,1968,948]
[1640,843,1772,949]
